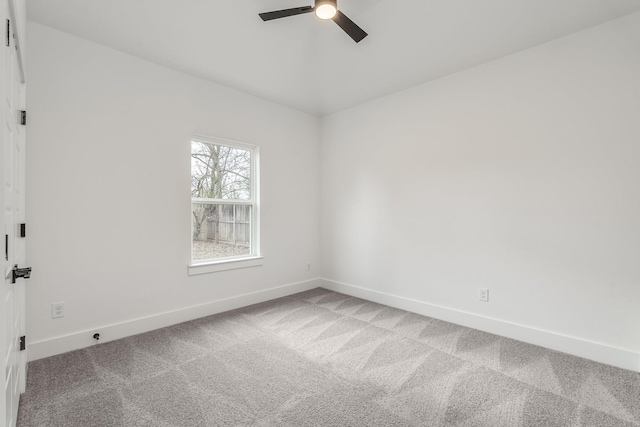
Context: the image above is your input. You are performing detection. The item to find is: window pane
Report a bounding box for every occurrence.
[192,203,251,261]
[191,141,251,200]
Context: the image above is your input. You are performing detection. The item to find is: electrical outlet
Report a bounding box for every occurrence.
[52,302,65,319]
[478,288,489,302]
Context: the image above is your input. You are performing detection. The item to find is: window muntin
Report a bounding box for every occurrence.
[191,137,258,265]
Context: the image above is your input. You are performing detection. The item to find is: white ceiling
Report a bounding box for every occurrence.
[27,0,640,116]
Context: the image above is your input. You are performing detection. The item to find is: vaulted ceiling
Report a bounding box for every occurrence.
[27,0,640,116]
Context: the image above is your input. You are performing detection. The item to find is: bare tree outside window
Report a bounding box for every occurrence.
[191,139,256,262]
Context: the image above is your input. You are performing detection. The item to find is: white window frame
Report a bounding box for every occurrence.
[188,135,262,275]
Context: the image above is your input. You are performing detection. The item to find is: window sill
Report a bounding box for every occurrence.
[188,256,264,276]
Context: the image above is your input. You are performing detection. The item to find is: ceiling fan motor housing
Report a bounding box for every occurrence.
[315,0,337,9]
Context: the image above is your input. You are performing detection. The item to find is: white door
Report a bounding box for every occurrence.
[1,0,27,426]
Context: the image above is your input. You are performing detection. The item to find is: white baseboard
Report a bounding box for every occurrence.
[321,278,640,372]
[28,278,321,361]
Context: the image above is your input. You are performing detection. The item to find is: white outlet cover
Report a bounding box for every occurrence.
[51,302,65,318]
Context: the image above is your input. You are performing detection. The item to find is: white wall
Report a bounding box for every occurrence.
[26,22,320,359]
[320,12,640,370]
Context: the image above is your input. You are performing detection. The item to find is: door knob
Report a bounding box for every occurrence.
[11,265,31,284]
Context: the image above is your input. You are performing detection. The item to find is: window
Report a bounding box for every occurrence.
[189,136,261,274]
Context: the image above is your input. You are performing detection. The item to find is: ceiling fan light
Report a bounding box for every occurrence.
[315,2,337,20]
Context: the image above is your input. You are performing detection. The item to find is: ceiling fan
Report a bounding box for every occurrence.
[259,0,368,43]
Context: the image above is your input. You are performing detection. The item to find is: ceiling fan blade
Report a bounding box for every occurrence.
[259,6,314,21]
[332,10,367,43]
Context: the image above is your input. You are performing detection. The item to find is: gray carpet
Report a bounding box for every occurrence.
[17,288,640,426]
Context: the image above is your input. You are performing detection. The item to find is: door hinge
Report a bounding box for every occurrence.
[20,223,26,238]
[20,110,26,126]
[6,19,9,47]
[19,336,25,351]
